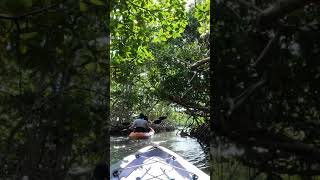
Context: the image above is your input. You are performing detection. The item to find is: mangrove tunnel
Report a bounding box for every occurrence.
[0,0,319,179]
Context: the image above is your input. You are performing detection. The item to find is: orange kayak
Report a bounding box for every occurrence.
[129,128,155,139]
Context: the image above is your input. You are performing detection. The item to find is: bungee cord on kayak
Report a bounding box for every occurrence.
[117,154,198,177]
[110,146,210,180]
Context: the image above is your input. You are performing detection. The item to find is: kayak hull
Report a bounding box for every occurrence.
[110,145,210,180]
[129,128,155,139]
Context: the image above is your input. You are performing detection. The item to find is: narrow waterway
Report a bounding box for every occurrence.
[110,130,210,175]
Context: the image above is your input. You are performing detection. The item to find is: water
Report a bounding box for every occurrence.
[110,130,210,175]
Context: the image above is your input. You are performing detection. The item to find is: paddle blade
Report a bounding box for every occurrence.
[153,119,162,124]
[153,116,167,124]
[121,122,131,126]
[159,116,167,120]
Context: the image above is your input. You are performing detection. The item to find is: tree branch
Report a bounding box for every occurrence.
[67,86,106,97]
[252,30,279,66]
[0,1,65,20]
[225,2,241,19]
[226,78,266,116]
[243,158,320,176]
[190,57,210,70]
[237,0,262,13]
[181,72,197,98]
[230,129,320,162]
[258,0,318,27]
[167,95,209,112]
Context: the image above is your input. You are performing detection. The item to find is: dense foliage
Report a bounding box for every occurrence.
[110,0,210,126]
[4,0,319,179]
[0,0,108,179]
[211,0,320,178]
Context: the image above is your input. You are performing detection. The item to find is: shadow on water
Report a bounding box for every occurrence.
[110,130,210,174]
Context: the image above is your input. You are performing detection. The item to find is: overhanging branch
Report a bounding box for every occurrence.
[258,0,318,27]
[190,57,210,70]
[227,129,320,162]
[252,30,279,66]
[0,1,65,20]
[226,78,266,116]
[237,0,262,13]
[167,95,209,112]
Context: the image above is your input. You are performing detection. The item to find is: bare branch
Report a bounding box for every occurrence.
[237,0,263,13]
[225,3,241,19]
[252,30,279,66]
[226,78,266,116]
[181,72,198,98]
[258,0,318,27]
[0,13,14,20]
[167,95,209,112]
[190,57,210,70]
[226,129,320,168]
[0,1,65,20]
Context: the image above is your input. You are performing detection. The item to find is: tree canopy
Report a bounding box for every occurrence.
[2,0,319,179]
[0,0,108,179]
[211,0,320,178]
[110,0,210,125]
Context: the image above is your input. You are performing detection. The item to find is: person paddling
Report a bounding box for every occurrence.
[129,113,151,132]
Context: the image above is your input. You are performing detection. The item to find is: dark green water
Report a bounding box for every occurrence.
[110,130,210,175]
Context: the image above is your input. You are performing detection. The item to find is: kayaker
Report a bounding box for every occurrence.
[143,115,149,122]
[129,113,151,132]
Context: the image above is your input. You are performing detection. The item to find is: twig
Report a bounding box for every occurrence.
[190,57,210,70]
[14,19,22,94]
[188,71,197,84]
[237,0,262,13]
[0,1,65,20]
[252,30,279,66]
[258,0,316,27]
[226,78,266,116]
[226,4,241,19]
[181,72,197,98]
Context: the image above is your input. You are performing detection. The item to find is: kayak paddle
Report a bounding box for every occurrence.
[153,116,167,124]
[121,122,131,126]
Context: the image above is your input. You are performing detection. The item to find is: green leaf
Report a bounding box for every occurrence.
[159,28,164,34]
[80,1,88,11]
[153,37,160,43]
[85,62,96,72]
[181,21,188,28]
[4,0,32,13]
[172,33,181,38]
[160,37,167,41]
[178,27,184,33]
[20,32,37,40]
[20,45,27,54]
[89,0,104,6]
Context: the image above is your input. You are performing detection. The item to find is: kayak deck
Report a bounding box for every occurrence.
[110,145,210,180]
